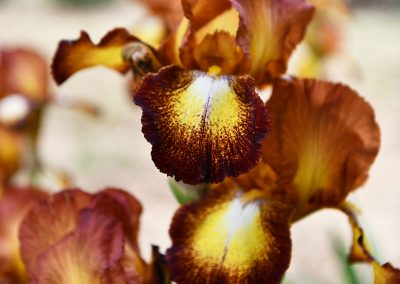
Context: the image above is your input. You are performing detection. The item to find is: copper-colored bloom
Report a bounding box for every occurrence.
[0,187,48,283]
[19,188,148,283]
[262,77,380,215]
[51,0,316,185]
[167,185,292,283]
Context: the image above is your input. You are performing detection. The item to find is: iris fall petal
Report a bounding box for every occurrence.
[263,78,380,213]
[167,186,292,284]
[134,65,269,184]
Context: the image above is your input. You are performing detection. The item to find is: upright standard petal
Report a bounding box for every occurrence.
[167,186,292,283]
[0,49,49,103]
[52,28,140,84]
[263,78,380,213]
[231,0,315,83]
[134,65,269,184]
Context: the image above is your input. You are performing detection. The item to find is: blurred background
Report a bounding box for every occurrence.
[0,0,399,283]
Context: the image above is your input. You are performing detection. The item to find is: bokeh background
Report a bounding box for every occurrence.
[0,0,399,283]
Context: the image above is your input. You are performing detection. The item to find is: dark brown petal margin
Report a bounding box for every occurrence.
[167,187,292,284]
[134,65,269,184]
[52,28,139,84]
[231,0,315,83]
[263,78,380,213]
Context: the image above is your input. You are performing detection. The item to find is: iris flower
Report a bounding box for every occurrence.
[51,0,400,282]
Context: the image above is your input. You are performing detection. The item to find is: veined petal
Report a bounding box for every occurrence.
[19,189,92,276]
[231,0,315,83]
[167,187,292,283]
[31,209,127,284]
[134,65,269,184]
[52,28,140,84]
[0,187,48,283]
[263,78,380,213]
[0,49,49,103]
[339,205,400,284]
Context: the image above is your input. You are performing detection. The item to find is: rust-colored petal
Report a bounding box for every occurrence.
[31,209,127,284]
[179,3,240,71]
[0,49,49,103]
[231,0,315,83]
[0,187,48,283]
[263,78,380,213]
[134,65,269,184]
[339,204,400,284]
[167,187,292,283]
[52,28,140,84]
[90,188,143,252]
[19,189,92,276]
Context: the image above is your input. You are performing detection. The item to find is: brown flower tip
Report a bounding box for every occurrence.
[263,78,380,213]
[134,65,269,184]
[167,186,292,284]
[19,188,147,283]
[137,0,184,31]
[232,0,315,83]
[339,204,400,284]
[0,48,49,103]
[52,28,139,84]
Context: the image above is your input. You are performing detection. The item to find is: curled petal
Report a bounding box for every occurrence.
[339,205,400,284]
[134,65,269,184]
[231,0,315,83]
[0,49,49,102]
[52,28,139,84]
[31,209,127,284]
[263,78,380,212]
[19,189,92,276]
[182,0,232,29]
[0,187,48,283]
[167,187,292,283]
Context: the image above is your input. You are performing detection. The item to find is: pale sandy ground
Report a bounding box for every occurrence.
[0,1,399,283]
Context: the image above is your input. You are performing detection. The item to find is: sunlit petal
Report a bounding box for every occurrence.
[231,0,315,83]
[52,28,140,84]
[134,65,269,184]
[167,187,292,283]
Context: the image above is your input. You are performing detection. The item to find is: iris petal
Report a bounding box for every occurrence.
[167,186,292,283]
[52,28,140,84]
[263,78,380,215]
[134,65,269,184]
